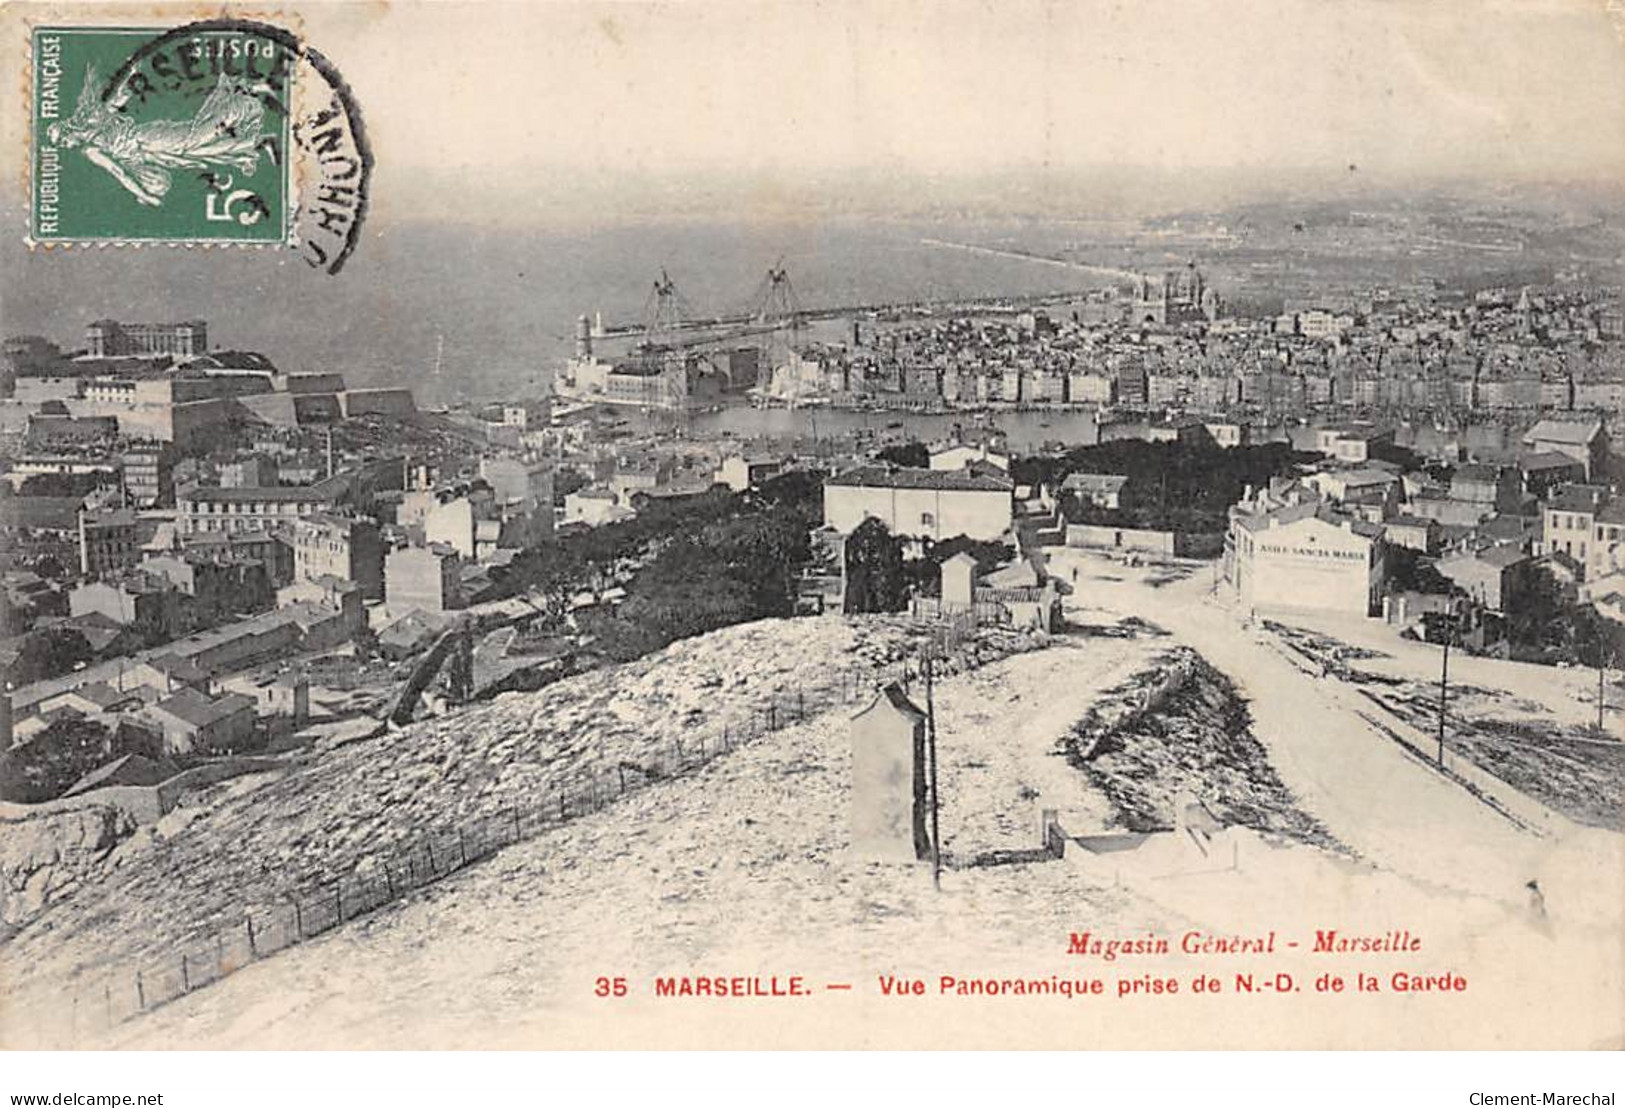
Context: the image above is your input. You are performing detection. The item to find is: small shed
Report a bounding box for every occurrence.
[940,552,979,607]
[850,682,930,864]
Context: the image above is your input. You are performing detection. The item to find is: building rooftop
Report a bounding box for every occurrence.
[0,497,85,531]
[1452,463,1503,483]
[829,464,1013,493]
[1323,467,1399,487]
[1235,504,1381,539]
[153,687,255,729]
[1319,422,1392,441]
[1061,472,1131,492]
[1477,514,1535,541]
[147,653,211,683]
[1519,451,1583,472]
[65,753,178,796]
[853,681,926,724]
[1446,544,1530,569]
[291,512,375,533]
[1546,485,1610,513]
[79,570,178,596]
[1524,419,1603,446]
[184,485,332,504]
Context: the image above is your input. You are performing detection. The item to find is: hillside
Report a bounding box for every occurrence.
[5,582,1620,1049]
[13,615,1615,1050]
[0,613,1046,1038]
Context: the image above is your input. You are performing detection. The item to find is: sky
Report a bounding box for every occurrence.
[5,0,1625,223]
[310,0,1625,217]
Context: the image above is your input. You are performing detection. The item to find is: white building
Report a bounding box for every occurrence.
[928,444,1009,473]
[1523,418,1609,481]
[385,544,463,615]
[714,454,785,492]
[564,488,634,527]
[1227,505,1388,617]
[823,465,1013,542]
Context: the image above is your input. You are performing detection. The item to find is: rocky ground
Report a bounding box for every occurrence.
[0,806,134,935]
[1265,620,1625,828]
[1062,646,1341,850]
[6,556,1621,1049]
[13,606,1613,1050]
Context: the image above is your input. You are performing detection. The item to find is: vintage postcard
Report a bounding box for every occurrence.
[0,0,1622,1056]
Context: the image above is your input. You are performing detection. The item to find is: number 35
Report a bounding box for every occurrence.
[595,977,627,998]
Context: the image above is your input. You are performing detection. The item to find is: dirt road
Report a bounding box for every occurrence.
[1052,550,1590,909]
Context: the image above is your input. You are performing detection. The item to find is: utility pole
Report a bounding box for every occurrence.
[1599,652,1609,734]
[924,651,942,892]
[1436,608,1453,768]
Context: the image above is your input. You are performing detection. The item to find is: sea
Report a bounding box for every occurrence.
[1,213,1127,420]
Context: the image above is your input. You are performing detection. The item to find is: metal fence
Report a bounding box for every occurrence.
[33,613,1003,1047]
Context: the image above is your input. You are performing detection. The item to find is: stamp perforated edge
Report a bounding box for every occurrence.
[20,8,311,255]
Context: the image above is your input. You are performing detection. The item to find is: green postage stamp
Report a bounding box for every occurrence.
[31,24,295,244]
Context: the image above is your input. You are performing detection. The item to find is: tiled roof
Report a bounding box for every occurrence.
[1519,451,1582,471]
[153,688,254,729]
[829,465,1012,492]
[1323,467,1399,487]
[1546,485,1609,513]
[185,485,332,504]
[1478,545,1532,568]
[0,496,84,531]
[1525,420,1602,446]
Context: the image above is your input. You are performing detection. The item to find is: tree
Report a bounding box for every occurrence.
[1025,440,1305,534]
[551,468,589,505]
[0,716,115,802]
[752,469,825,522]
[18,471,112,498]
[876,442,930,469]
[1386,546,1457,596]
[1419,607,1462,647]
[32,554,68,581]
[5,627,93,686]
[903,535,1015,597]
[843,518,907,614]
[1572,607,1625,731]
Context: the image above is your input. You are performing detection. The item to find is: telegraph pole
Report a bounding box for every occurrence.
[1599,652,1609,734]
[924,651,942,892]
[1436,609,1453,767]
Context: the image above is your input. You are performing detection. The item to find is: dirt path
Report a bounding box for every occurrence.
[1050,550,1581,908]
[933,634,1161,856]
